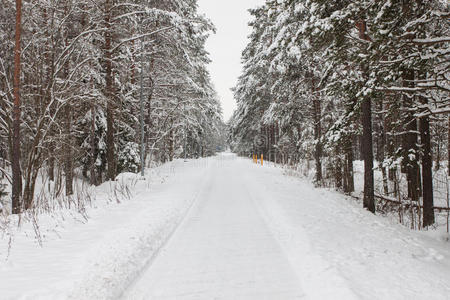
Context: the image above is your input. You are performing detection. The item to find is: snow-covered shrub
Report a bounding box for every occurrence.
[78,108,108,182]
[118,142,141,174]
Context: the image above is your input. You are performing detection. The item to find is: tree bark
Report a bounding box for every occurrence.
[420,106,434,227]
[312,77,322,184]
[358,20,375,213]
[169,123,174,161]
[414,62,434,226]
[362,97,375,213]
[335,153,343,189]
[12,0,23,214]
[377,100,389,195]
[145,63,154,164]
[90,104,97,185]
[386,96,399,186]
[343,136,354,193]
[64,104,73,195]
[402,68,420,202]
[48,154,55,182]
[435,137,440,171]
[104,0,116,181]
[274,122,278,163]
[64,9,74,195]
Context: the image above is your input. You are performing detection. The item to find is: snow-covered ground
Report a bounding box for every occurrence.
[0,158,212,299]
[250,160,450,299]
[289,158,450,231]
[1,154,450,299]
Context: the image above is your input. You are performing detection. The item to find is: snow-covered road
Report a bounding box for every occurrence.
[126,155,305,299]
[125,154,450,300]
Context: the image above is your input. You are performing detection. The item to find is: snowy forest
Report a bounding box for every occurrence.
[0,0,225,214]
[1,0,450,298]
[230,0,450,229]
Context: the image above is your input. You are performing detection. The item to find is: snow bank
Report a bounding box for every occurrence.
[247,159,450,299]
[0,158,212,299]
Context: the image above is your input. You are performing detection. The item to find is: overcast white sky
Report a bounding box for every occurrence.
[197,0,265,122]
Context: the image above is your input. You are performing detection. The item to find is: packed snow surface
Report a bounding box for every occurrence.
[1,154,450,299]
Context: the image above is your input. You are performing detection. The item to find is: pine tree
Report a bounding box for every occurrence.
[12,0,22,214]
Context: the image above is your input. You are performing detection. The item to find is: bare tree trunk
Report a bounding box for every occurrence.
[12,0,23,214]
[435,138,440,171]
[402,68,420,202]
[48,154,55,181]
[358,20,375,213]
[413,63,433,226]
[169,124,174,161]
[362,97,375,213]
[46,12,56,184]
[64,104,73,195]
[275,122,279,163]
[448,114,450,176]
[377,100,389,195]
[386,96,399,186]
[335,154,343,189]
[90,105,97,185]
[145,66,154,163]
[64,10,74,195]
[420,107,434,227]
[388,96,399,201]
[381,166,388,195]
[104,0,115,181]
[312,77,322,184]
[343,136,354,193]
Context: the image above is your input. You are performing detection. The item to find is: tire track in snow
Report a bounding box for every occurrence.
[120,165,213,299]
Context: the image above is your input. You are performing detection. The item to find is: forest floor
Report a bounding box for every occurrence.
[1,154,450,299]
